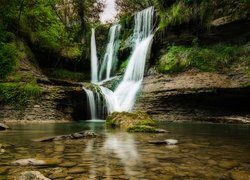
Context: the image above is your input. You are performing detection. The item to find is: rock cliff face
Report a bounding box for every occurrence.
[135,71,250,123]
[0,82,88,123]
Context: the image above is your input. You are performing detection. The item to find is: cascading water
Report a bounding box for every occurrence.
[91,28,98,84]
[83,88,97,119]
[102,6,154,113]
[99,24,121,82]
[85,7,154,119]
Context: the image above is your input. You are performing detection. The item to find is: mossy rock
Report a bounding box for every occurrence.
[127,125,157,133]
[106,111,157,133]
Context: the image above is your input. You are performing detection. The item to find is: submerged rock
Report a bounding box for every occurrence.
[0,123,9,130]
[165,139,178,145]
[12,159,45,166]
[12,158,61,166]
[33,131,98,142]
[106,111,161,133]
[230,171,250,180]
[17,171,50,180]
[148,139,179,145]
[219,160,239,169]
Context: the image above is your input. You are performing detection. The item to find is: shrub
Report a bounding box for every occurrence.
[0,43,18,79]
[44,68,87,82]
[0,82,42,107]
[158,43,247,73]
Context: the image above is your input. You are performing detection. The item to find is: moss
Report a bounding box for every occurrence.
[0,42,20,79]
[158,42,249,73]
[105,111,157,133]
[119,59,129,74]
[127,125,157,133]
[61,45,81,59]
[0,82,42,108]
[44,68,87,82]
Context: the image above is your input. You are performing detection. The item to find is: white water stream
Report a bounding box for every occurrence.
[91,28,98,84]
[99,24,121,82]
[85,7,154,119]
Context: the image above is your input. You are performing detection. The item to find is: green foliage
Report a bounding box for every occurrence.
[0,82,42,107]
[119,59,129,73]
[61,46,82,59]
[0,43,17,79]
[158,45,189,73]
[158,43,248,73]
[0,42,25,79]
[44,68,87,82]
[127,125,157,133]
[158,1,209,30]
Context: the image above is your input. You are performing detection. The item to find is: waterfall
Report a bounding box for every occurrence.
[113,6,154,112]
[83,88,97,119]
[99,24,121,82]
[91,28,98,84]
[85,7,154,119]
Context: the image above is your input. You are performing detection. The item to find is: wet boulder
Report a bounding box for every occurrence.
[106,111,165,133]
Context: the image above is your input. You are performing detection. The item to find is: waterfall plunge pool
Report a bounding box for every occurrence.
[0,121,250,179]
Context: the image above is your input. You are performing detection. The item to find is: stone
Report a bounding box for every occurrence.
[12,159,45,166]
[49,172,67,179]
[148,139,178,145]
[106,111,158,132]
[34,131,98,142]
[0,123,9,130]
[65,176,74,180]
[54,145,65,152]
[59,162,77,167]
[17,171,50,180]
[0,167,10,175]
[155,129,169,133]
[230,171,250,180]
[148,140,168,145]
[68,167,85,174]
[12,158,61,166]
[219,160,239,169]
[0,149,5,154]
[165,139,178,145]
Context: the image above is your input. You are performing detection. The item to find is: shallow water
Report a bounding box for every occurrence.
[0,121,250,179]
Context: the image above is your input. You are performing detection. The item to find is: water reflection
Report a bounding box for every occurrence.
[103,132,140,177]
[83,131,141,178]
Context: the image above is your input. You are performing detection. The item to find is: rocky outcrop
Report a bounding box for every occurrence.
[0,82,89,123]
[106,111,167,132]
[135,72,250,123]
